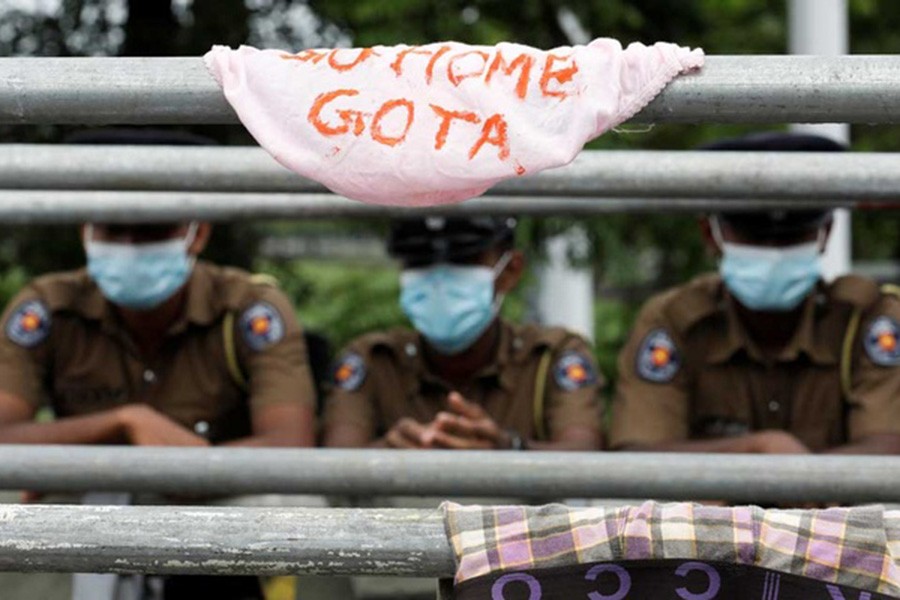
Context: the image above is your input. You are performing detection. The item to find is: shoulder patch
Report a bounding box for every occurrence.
[636,328,681,383]
[553,351,597,392]
[332,352,367,391]
[864,316,900,366]
[238,301,285,351]
[5,300,51,348]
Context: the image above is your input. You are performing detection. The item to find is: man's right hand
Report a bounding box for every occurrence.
[742,430,810,454]
[116,405,210,447]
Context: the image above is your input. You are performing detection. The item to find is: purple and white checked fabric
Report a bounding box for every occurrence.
[443,501,900,596]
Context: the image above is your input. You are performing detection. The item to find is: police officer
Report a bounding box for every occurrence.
[610,132,900,455]
[323,216,603,451]
[0,132,316,450]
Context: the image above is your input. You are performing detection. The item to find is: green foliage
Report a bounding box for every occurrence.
[258,259,406,350]
[593,297,638,389]
[0,267,29,312]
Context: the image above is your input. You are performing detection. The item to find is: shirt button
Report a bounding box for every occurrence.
[405,343,417,357]
[143,369,157,384]
[194,421,210,436]
[768,400,780,413]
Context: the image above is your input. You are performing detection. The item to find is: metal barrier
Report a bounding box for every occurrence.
[2,146,899,200]
[0,191,858,223]
[0,504,453,576]
[2,147,898,221]
[3,56,900,124]
[0,446,897,504]
[3,53,900,592]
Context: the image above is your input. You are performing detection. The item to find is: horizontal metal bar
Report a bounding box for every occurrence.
[0,504,454,576]
[2,146,899,202]
[0,191,857,223]
[2,55,900,124]
[0,446,897,503]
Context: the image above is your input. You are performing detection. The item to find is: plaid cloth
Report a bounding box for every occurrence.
[443,501,900,596]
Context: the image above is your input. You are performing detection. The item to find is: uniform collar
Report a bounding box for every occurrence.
[73,261,220,335]
[176,261,220,328]
[707,280,836,366]
[664,273,722,335]
[71,268,109,322]
[404,319,521,393]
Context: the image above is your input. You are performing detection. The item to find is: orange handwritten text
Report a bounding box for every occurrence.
[425,46,453,84]
[485,52,534,100]
[371,99,415,147]
[430,105,481,150]
[309,91,418,148]
[469,114,510,161]
[308,89,517,160]
[281,49,329,64]
[391,45,452,84]
[447,50,490,86]
[327,48,379,72]
[308,89,364,136]
[540,53,578,99]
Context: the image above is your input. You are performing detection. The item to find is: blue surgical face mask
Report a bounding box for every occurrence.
[400,252,512,355]
[85,223,198,311]
[712,218,823,312]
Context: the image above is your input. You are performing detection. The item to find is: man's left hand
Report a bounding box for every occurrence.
[424,392,514,450]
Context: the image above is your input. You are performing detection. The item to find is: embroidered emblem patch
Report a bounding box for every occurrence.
[239,302,285,351]
[864,316,900,366]
[5,300,51,348]
[553,351,598,392]
[333,353,367,391]
[636,328,680,383]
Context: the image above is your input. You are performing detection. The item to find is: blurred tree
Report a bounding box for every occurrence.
[0,0,259,271]
[122,0,178,55]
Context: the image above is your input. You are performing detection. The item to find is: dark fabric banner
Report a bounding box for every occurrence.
[452,559,898,600]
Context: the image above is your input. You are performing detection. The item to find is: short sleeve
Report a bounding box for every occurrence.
[322,338,378,441]
[0,288,53,410]
[542,335,604,440]
[609,298,691,449]
[233,284,316,412]
[846,293,900,441]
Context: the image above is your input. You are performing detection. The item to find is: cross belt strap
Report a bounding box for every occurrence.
[532,350,553,442]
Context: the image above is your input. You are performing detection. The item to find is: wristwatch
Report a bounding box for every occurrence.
[506,429,528,451]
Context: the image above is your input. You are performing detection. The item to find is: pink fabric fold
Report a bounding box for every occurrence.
[205,40,703,206]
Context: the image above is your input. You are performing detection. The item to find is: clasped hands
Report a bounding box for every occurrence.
[384,392,515,450]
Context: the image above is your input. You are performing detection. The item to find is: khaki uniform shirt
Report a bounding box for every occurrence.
[0,261,314,443]
[324,320,603,442]
[610,273,900,451]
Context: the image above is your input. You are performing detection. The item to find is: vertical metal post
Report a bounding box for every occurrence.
[534,9,596,343]
[536,228,596,342]
[789,0,851,281]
